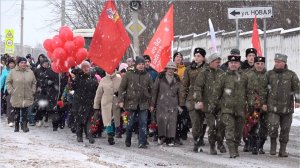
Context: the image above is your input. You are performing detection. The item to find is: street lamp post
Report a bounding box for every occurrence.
[130,1,141,58]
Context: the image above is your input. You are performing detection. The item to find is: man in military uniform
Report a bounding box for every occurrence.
[180,47,207,152]
[212,55,252,158]
[241,48,257,71]
[245,56,268,155]
[264,53,300,157]
[194,53,226,155]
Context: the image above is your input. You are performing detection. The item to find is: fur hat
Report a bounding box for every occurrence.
[17,57,27,65]
[194,48,206,57]
[6,58,16,66]
[230,48,240,55]
[143,55,151,62]
[245,48,257,57]
[206,53,221,64]
[254,56,265,63]
[274,53,288,63]
[228,55,241,62]
[165,61,177,69]
[173,52,183,61]
[135,56,145,65]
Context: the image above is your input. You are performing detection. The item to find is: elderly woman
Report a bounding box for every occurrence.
[71,61,98,143]
[150,61,181,146]
[6,57,36,132]
[94,70,122,145]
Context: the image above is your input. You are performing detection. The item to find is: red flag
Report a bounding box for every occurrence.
[251,16,262,57]
[144,4,174,72]
[88,0,131,74]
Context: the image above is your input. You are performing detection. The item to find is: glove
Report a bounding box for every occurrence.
[248,106,255,116]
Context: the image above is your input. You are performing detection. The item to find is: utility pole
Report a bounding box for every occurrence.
[61,0,66,26]
[21,0,24,56]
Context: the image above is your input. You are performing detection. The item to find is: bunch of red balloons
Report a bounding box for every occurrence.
[43,26,88,73]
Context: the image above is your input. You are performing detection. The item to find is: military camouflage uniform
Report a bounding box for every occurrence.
[245,68,268,154]
[212,69,252,157]
[179,61,206,151]
[194,67,226,154]
[266,65,300,156]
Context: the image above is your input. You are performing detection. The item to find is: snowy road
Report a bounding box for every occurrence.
[0,115,299,168]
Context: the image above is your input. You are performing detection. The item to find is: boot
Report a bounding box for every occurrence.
[278,143,288,157]
[108,134,115,145]
[89,135,95,144]
[125,137,131,147]
[14,122,19,132]
[270,138,277,155]
[22,122,29,133]
[252,147,258,155]
[193,140,203,153]
[227,143,238,158]
[258,139,266,154]
[243,140,249,152]
[234,144,239,157]
[77,136,83,142]
[209,143,217,155]
[217,143,227,153]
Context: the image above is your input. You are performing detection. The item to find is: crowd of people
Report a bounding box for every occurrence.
[0,47,299,158]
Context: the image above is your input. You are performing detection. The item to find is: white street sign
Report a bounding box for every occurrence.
[228,7,272,19]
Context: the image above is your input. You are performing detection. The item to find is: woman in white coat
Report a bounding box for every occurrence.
[93,71,122,145]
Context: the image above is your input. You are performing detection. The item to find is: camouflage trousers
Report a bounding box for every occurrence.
[189,110,205,141]
[268,112,292,144]
[222,113,244,148]
[206,112,225,145]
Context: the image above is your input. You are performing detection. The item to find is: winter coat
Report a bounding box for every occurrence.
[176,63,186,80]
[118,68,153,111]
[0,67,11,93]
[146,66,158,82]
[6,66,37,108]
[34,67,68,111]
[266,66,300,114]
[94,73,122,127]
[212,69,252,117]
[194,67,224,113]
[179,61,206,110]
[71,71,98,120]
[151,72,181,138]
[245,68,268,108]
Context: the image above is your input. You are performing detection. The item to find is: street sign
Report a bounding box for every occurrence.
[4,29,15,54]
[228,7,272,19]
[126,19,146,36]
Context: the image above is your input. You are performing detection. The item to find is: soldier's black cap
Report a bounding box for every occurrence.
[194,48,206,57]
[254,56,265,63]
[245,48,257,57]
[228,55,241,62]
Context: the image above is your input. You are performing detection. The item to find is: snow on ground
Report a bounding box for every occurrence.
[0,115,300,168]
[292,108,300,126]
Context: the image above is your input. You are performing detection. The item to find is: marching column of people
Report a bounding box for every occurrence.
[2,50,299,159]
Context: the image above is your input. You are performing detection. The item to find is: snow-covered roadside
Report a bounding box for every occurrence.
[292,108,300,126]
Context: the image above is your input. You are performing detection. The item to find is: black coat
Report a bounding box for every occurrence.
[71,71,98,120]
[34,67,68,111]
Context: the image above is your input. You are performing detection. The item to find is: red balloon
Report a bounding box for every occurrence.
[65,56,76,68]
[51,62,61,73]
[47,51,54,60]
[63,41,75,55]
[52,35,63,49]
[59,26,74,42]
[73,36,85,50]
[43,39,54,52]
[53,47,67,62]
[75,48,88,64]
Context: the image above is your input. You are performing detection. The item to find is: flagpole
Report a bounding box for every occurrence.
[263,18,267,69]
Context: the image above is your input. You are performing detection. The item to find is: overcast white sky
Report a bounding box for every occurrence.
[1,0,59,47]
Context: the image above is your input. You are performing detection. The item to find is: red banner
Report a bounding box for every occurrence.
[88,0,131,74]
[144,4,174,72]
[252,16,262,57]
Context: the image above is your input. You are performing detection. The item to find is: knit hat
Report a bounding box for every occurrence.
[17,57,27,64]
[194,48,206,57]
[143,55,151,62]
[118,63,128,72]
[135,56,145,65]
[173,52,183,61]
[245,48,257,57]
[254,56,265,63]
[230,48,240,55]
[228,55,241,62]
[207,53,221,64]
[274,53,288,63]
[165,61,177,69]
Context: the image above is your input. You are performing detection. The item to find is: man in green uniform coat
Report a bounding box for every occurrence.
[264,53,300,157]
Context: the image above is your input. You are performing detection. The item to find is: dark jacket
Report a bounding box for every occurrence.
[118,68,153,111]
[266,66,300,114]
[71,70,98,119]
[146,66,158,82]
[241,60,254,71]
